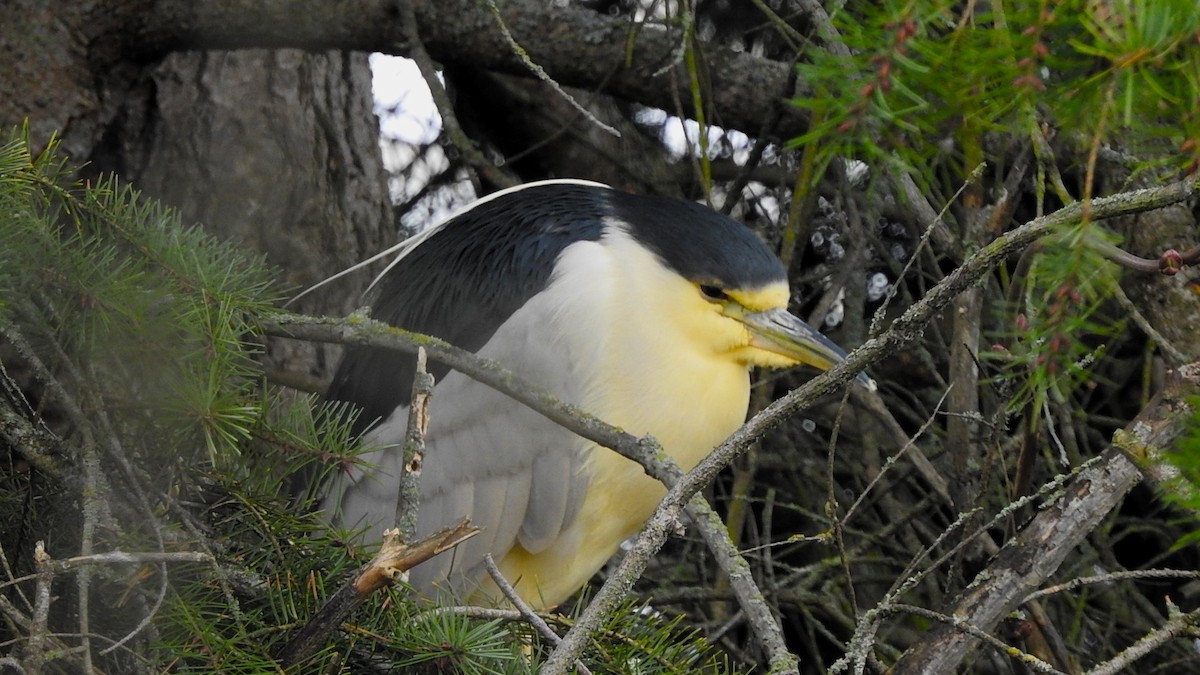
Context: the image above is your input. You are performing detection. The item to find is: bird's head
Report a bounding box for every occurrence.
[694,281,853,372]
[603,191,869,384]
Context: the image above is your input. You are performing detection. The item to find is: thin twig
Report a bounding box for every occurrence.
[827,388,859,627]
[841,386,952,524]
[851,387,955,508]
[396,347,434,541]
[0,537,32,622]
[481,0,620,138]
[397,0,519,189]
[14,551,214,581]
[1024,568,1200,604]
[483,554,593,675]
[869,163,985,339]
[417,605,525,622]
[650,0,693,77]
[1111,283,1190,364]
[1084,602,1200,675]
[890,604,1065,675]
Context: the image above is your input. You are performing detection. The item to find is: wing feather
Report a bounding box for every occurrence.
[330,293,597,599]
[518,447,573,553]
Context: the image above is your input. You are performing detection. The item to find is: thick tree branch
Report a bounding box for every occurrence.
[118,0,811,138]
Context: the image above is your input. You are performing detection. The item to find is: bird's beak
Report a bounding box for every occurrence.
[734,307,874,388]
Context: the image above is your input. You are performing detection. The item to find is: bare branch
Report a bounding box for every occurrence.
[395,347,434,541]
[890,365,1200,673]
[396,0,519,190]
[483,554,593,675]
[1085,602,1200,675]
[276,520,480,669]
[892,604,1065,675]
[481,0,619,139]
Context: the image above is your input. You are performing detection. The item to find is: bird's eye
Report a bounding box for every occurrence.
[699,284,729,302]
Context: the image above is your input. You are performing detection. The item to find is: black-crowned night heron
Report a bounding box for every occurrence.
[324,180,863,608]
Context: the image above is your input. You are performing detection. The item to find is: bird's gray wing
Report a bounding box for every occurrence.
[324,285,597,600]
[411,369,589,597]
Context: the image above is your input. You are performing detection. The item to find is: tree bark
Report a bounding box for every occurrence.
[2,0,393,378]
[86,48,392,378]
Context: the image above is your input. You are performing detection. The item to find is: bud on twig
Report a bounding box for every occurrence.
[1159,248,1184,275]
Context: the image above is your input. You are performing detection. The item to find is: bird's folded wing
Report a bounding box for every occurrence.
[326,333,594,601]
[405,369,590,598]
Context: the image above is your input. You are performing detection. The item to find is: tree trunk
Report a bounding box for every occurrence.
[86,49,392,381]
[3,2,392,380]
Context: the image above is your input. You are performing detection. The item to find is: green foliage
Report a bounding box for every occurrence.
[793,0,1200,179]
[0,128,279,471]
[155,470,362,673]
[394,609,526,673]
[582,599,735,674]
[792,0,1189,442]
[987,224,1126,434]
[1166,401,1200,548]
